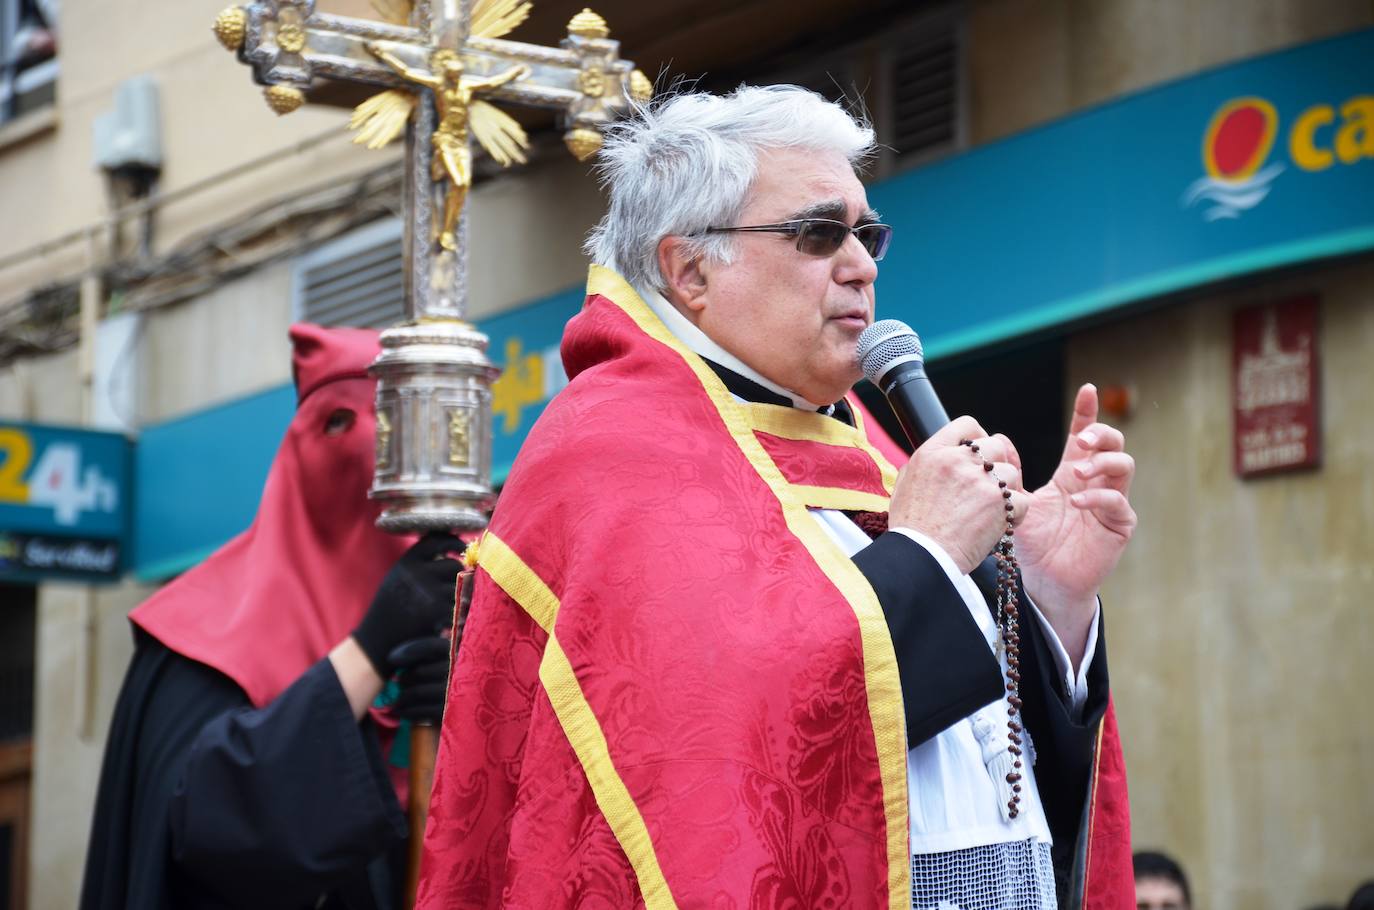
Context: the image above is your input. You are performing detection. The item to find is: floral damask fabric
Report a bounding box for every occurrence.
[417,270,911,908]
[415,267,1134,910]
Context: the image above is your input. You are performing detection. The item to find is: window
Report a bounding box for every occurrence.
[291,218,407,329]
[0,0,57,124]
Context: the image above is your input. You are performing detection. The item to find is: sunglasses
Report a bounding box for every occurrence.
[705,218,893,261]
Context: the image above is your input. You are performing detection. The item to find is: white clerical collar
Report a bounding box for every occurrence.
[638,285,829,412]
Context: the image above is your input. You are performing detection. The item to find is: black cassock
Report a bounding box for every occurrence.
[80,629,408,910]
[708,360,1111,906]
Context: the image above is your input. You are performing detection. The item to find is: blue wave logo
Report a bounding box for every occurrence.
[1182,163,1286,221]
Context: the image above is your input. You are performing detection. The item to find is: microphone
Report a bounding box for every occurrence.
[856,319,949,448]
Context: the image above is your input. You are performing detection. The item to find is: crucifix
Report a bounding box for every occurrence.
[211,3,647,901]
[213,0,650,533]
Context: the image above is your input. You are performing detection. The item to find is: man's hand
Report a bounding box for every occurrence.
[888,416,1033,574]
[1016,384,1137,663]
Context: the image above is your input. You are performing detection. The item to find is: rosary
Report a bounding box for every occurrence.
[848,439,1026,818]
[958,437,1023,819]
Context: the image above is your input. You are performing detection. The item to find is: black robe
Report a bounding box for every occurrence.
[707,360,1109,905]
[80,628,408,910]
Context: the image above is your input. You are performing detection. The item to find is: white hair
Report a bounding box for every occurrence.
[584,84,877,292]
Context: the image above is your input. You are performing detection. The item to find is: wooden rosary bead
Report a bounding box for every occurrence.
[962,434,1024,818]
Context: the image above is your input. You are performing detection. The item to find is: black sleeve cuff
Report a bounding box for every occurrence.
[853,531,1005,748]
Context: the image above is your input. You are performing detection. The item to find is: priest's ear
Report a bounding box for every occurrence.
[657,235,709,316]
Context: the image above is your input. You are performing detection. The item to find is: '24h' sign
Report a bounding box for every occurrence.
[0,423,129,581]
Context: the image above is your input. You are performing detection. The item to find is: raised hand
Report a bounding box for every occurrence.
[1015,384,1136,661]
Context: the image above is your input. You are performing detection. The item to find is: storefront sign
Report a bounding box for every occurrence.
[870,27,1374,358]
[0,532,121,579]
[1233,297,1320,477]
[0,422,130,581]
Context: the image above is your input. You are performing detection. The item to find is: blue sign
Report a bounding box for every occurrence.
[485,286,584,480]
[133,383,296,580]
[869,26,1374,357]
[0,422,131,580]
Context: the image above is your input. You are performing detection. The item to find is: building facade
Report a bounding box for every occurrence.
[0,1,1371,907]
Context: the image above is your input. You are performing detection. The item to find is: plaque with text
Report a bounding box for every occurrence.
[1233,297,1320,478]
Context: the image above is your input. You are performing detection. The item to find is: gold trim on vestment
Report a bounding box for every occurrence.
[1078,715,1108,906]
[472,529,680,909]
[585,265,911,908]
[743,401,899,493]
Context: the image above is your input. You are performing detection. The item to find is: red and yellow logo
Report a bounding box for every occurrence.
[1202,97,1279,182]
[1187,93,1374,219]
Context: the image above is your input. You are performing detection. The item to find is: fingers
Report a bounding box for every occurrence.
[1068,488,1137,531]
[1072,451,1135,494]
[1074,421,1125,454]
[988,461,1023,492]
[1067,383,1099,437]
[398,661,449,685]
[1007,489,1033,526]
[928,415,987,448]
[408,532,465,561]
[971,434,1023,472]
[387,635,450,669]
[393,682,447,722]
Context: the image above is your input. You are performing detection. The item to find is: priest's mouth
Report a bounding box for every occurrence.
[829,311,871,331]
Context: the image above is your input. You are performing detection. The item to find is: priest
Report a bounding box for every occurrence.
[417,85,1135,909]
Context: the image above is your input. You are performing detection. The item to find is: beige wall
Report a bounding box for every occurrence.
[0,0,408,315]
[466,154,605,320]
[0,348,81,423]
[1068,258,1374,909]
[137,262,296,422]
[969,0,1374,144]
[28,581,153,910]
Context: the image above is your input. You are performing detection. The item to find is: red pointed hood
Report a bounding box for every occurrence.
[131,324,413,707]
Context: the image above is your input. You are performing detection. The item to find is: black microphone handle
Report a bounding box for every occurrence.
[882,366,951,449]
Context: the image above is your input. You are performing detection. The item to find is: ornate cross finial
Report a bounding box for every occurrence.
[212,0,651,532]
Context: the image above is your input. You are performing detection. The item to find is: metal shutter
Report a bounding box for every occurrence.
[888,21,962,162]
[292,218,406,328]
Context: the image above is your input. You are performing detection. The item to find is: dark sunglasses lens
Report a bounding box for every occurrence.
[795,221,849,256]
[857,225,892,261]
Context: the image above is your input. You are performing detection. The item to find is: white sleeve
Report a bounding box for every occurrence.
[888,525,1101,720]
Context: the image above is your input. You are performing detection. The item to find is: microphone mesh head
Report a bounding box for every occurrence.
[857,319,924,384]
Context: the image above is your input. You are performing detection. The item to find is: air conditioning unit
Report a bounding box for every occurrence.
[92,75,163,176]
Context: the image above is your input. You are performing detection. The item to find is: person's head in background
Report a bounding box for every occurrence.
[1347,881,1374,910]
[1134,850,1191,910]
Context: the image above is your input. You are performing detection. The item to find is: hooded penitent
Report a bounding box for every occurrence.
[130,323,412,708]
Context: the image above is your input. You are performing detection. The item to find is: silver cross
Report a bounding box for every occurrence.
[213,1,650,531]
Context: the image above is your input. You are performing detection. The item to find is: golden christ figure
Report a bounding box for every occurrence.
[363,44,530,250]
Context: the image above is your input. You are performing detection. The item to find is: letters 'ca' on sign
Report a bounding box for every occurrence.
[1232,297,1321,477]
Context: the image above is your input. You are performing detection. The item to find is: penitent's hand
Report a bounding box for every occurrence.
[888,415,1033,575]
[1016,383,1137,663]
[351,533,463,678]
